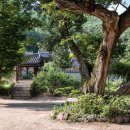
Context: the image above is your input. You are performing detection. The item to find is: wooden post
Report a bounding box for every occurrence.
[16,66,20,82]
[34,66,38,76]
[26,67,29,77]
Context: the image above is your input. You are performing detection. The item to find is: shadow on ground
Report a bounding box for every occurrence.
[0,102,64,111]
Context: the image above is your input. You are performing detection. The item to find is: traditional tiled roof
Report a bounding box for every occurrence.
[71,58,80,68]
[20,52,52,66]
[24,53,41,64]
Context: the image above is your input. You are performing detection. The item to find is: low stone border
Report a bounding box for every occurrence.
[53,112,130,124]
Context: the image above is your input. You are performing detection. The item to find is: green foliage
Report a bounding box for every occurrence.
[52,94,130,122]
[68,89,82,97]
[30,78,48,96]
[110,62,130,82]
[52,105,65,119]
[30,67,81,96]
[109,96,130,116]
[0,81,14,96]
[40,2,102,69]
[40,1,127,74]
[53,45,71,69]
[101,96,130,117]
[109,29,130,81]
[75,94,105,115]
[105,81,119,95]
[54,86,74,96]
[54,86,81,96]
[0,0,41,79]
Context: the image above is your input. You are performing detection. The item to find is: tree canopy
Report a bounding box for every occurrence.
[0,0,40,80]
[54,0,130,95]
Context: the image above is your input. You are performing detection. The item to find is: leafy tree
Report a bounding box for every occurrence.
[40,2,126,84]
[53,45,71,69]
[0,0,41,80]
[110,28,130,82]
[55,0,130,95]
[40,3,102,81]
[25,30,44,53]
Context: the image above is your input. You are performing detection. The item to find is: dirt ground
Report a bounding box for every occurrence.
[0,96,130,130]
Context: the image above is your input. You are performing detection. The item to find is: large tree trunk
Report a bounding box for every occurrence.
[83,19,119,95]
[69,41,91,81]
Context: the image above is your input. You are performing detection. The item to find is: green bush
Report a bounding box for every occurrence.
[54,86,74,96]
[74,94,105,115]
[105,96,129,117]
[52,94,130,122]
[30,68,81,96]
[30,80,48,96]
[69,89,82,97]
[0,81,15,96]
[54,86,82,97]
[105,81,119,95]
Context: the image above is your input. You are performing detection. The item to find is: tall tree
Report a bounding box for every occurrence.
[0,0,40,80]
[41,3,102,81]
[55,0,130,95]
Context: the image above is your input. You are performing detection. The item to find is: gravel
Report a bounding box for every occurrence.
[0,96,130,130]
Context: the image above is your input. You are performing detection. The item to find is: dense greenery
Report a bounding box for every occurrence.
[0,81,14,96]
[54,86,82,97]
[30,66,81,96]
[40,2,102,72]
[52,94,130,122]
[0,0,41,80]
[110,29,130,82]
[53,45,71,69]
[39,1,129,82]
[53,0,130,95]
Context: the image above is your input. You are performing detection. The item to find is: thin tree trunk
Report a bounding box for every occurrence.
[68,41,91,81]
[60,21,91,82]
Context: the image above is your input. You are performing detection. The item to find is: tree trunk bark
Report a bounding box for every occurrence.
[69,41,91,81]
[83,21,119,95]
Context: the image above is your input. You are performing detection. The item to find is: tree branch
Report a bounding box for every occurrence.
[118,6,130,35]
[55,0,117,22]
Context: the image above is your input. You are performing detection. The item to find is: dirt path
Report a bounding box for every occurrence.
[0,96,130,130]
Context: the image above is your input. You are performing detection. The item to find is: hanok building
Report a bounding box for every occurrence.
[16,52,52,81]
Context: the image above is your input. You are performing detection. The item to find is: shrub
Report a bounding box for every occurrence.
[0,81,15,96]
[54,86,74,96]
[30,68,81,96]
[52,94,130,122]
[105,81,119,95]
[30,80,48,96]
[74,94,105,115]
[69,89,82,97]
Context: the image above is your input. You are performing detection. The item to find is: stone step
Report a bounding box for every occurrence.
[14,87,30,91]
[13,86,31,99]
[13,94,30,97]
[14,89,30,92]
[14,91,30,94]
[13,81,32,99]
